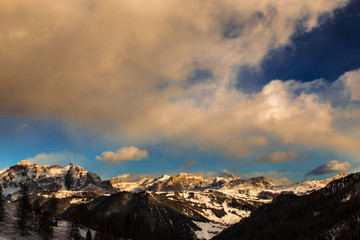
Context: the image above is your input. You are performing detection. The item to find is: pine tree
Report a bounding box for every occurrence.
[86,229,92,240]
[48,197,59,227]
[48,197,58,216]
[16,184,32,235]
[0,184,5,224]
[39,210,54,240]
[32,199,41,231]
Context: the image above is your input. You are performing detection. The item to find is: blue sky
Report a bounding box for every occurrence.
[1,0,360,182]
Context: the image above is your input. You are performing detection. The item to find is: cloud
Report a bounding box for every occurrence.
[178,160,196,171]
[96,146,149,163]
[239,170,296,185]
[114,173,155,182]
[23,152,85,166]
[0,0,355,158]
[16,122,29,132]
[259,148,300,163]
[306,160,352,176]
[339,68,360,101]
[270,177,296,186]
[200,169,238,179]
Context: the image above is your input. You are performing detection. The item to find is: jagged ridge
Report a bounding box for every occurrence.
[0,161,115,199]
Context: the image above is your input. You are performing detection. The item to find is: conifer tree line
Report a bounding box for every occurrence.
[0,184,180,240]
[0,183,185,240]
[0,184,93,240]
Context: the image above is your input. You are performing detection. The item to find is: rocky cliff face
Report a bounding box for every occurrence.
[110,173,209,192]
[148,173,208,191]
[0,161,115,199]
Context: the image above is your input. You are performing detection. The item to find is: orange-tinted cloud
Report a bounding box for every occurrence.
[96,146,149,163]
[0,0,355,158]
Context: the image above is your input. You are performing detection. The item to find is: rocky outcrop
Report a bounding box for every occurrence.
[210,176,275,189]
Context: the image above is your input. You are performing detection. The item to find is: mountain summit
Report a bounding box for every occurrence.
[0,161,115,199]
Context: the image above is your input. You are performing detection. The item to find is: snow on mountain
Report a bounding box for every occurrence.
[213,172,359,240]
[110,177,149,192]
[0,161,115,199]
[269,173,348,195]
[0,161,348,240]
[110,173,276,196]
[109,172,346,239]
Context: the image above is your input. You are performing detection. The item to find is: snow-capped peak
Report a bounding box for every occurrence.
[0,162,115,199]
[156,174,171,181]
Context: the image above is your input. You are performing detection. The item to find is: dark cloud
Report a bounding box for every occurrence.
[178,160,196,171]
[306,160,352,176]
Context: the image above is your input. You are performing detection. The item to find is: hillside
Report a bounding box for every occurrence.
[213,172,360,240]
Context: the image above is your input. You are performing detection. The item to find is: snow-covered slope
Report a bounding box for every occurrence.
[0,161,115,199]
[269,173,348,195]
[109,173,347,239]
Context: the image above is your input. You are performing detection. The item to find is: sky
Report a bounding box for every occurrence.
[1,0,360,182]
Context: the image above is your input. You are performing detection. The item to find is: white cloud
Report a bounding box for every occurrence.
[259,148,300,163]
[339,68,360,101]
[96,146,149,163]
[23,152,85,166]
[113,173,155,182]
[306,160,352,176]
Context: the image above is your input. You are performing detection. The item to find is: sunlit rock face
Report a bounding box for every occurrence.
[0,161,115,199]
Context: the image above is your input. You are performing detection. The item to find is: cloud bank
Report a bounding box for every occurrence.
[96,146,149,163]
[1,0,357,158]
[306,160,352,176]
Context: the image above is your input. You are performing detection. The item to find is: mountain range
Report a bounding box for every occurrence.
[0,161,354,239]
